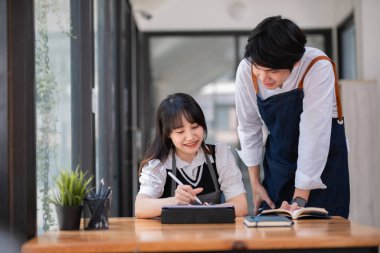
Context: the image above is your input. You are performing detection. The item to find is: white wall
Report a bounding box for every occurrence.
[349,0,380,228]
[360,0,380,82]
[331,0,380,83]
[131,0,337,31]
[341,80,380,228]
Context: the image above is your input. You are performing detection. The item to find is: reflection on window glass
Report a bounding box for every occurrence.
[35,0,72,233]
[339,19,357,79]
[306,34,325,52]
[150,36,237,146]
[239,36,249,60]
[150,35,247,211]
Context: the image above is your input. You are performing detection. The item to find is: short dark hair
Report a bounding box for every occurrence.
[244,16,307,70]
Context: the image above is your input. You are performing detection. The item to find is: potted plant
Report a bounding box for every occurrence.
[49,165,93,230]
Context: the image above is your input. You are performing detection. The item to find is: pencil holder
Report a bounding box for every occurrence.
[83,197,111,230]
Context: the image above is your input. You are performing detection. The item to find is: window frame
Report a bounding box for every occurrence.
[0,0,36,241]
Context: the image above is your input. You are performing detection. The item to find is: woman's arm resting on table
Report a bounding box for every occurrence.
[135,185,203,218]
[135,193,175,218]
[226,193,248,217]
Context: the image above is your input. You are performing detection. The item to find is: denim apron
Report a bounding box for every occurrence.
[168,145,222,205]
[251,56,350,218]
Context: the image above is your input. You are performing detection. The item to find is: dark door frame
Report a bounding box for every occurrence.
[0,0,36,242]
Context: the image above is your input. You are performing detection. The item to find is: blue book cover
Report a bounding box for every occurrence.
[244,215,293,227]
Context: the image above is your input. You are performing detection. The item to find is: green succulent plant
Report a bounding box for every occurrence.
[49,165,94,207]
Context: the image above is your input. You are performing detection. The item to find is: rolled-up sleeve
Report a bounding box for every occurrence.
[235,60,263,167]
[138,160,167,198]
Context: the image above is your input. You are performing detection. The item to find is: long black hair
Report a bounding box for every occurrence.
[139,93,211,173]
[245,15,307,70]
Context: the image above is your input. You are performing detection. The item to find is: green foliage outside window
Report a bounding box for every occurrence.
[35,0,75,232]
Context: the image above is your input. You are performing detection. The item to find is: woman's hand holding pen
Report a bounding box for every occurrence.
[173,185,203,205]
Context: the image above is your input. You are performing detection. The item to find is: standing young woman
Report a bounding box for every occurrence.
[135,93,247,218]
[235,16,350,217]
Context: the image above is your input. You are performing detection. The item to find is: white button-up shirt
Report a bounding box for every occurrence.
[138,143,246,201]
[235,47,339,190]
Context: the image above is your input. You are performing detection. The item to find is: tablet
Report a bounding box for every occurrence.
[161,204,236,224]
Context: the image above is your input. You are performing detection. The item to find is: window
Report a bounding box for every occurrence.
[35,1,132,233]
[338,14,357,79]
[35,0,72,233]
[149,35,238,145]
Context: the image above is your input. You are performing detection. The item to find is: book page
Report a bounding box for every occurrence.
[260,207,328,219]
[292,207,328,219]
[260,208,292,217]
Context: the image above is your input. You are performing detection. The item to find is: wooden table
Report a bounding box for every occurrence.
[22,217,380,253]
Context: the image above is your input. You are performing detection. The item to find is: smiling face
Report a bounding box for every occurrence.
[170,115,205,163]
[252,64,292,90]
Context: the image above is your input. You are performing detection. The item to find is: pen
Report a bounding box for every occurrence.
[167,171,204,205]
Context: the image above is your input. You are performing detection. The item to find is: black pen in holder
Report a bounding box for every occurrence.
[84,179,112,230]
[84,197,111,230]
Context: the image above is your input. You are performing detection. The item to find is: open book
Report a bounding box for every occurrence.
[259,207,330,220]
